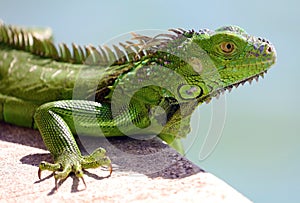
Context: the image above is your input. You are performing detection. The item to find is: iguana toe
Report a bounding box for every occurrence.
[38,147,111,190]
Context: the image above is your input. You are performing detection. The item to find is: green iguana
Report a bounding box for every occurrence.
[0,22,276,189]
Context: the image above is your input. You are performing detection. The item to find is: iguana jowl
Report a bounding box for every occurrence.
[0,22,276,189]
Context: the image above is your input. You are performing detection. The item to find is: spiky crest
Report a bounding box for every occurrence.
[0,22,192,66]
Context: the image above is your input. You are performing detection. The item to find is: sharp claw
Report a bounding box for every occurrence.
[55,177,58,191]
[81,177,87,190]
[38,168,42,179]
[108,163,113,176]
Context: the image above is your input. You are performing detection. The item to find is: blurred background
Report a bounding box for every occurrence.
[0,0,298,202]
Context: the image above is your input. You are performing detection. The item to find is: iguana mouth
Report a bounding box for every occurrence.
[225,69,268,92]
[219,41,277,97]
[201,69,269,104]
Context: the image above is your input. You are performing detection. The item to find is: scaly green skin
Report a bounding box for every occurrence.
[0,22,276,189]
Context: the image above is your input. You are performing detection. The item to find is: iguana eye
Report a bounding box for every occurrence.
[220,42,235,53]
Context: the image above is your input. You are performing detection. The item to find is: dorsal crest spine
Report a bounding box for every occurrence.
[0,22,191,66]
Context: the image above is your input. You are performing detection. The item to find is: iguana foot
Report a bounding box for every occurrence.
[38,147,112,190]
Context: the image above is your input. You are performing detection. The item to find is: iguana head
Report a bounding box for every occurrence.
[108,26,276,108]
[154,26,277,138]
[188,25,277,100]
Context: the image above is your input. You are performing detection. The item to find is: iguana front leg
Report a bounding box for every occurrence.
[34,100,113,190]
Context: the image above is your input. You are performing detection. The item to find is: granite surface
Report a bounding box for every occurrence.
[0,122,252,202]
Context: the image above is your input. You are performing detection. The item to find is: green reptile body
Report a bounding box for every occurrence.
[0,22,276,188]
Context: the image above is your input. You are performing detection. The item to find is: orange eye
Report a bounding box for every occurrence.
[220,42,235,53]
